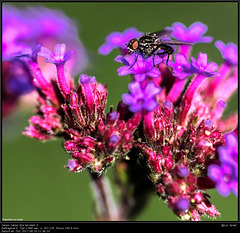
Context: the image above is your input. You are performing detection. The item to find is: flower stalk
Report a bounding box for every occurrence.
[56,64,71,97]
[90,171,120,221]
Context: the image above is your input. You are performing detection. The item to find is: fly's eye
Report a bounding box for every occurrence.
[130,38,138,50]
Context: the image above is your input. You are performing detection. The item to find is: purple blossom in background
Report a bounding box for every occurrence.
[2,4,88,116]
[215,40,238,66]
[191,52,220,77]
[98,28,143,55]
[208,132,238,197]
[122,81,161,112]
[169,22,213,43]
[219,133,238,164]
[4,59,34,96]
[208,163,238,197]
[218,133,238,177]
[115,53,161,82]
[2,4,87,74]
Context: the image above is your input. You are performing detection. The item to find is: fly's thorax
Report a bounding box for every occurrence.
[138,35,159,55]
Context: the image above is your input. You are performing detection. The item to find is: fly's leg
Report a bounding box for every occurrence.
[128,52,139,69]
[155,44,174,67]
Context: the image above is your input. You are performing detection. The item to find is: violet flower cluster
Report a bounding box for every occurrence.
[2,4,88,116]
[20,21,238,221]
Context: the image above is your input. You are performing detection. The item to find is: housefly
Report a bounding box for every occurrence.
[126,29,194,68]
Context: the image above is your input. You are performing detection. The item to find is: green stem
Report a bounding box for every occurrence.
[89,171,120,221]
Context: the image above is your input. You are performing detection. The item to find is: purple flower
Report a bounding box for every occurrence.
[98,28,143,55]
[79,74,96,84]
[208,163,238,197]
[218,133,238,175]
[163,100,173,109]
[168,53,191,79]
[176,198,190,211]
[122,81,161,113]
[115,53,162,82]
[191,52,220,77]
[176,166,189,178]
[109,134,120,144]
[12,44,42,63]
[107,111,119,123]
[4,59,34,96]
[65,159,82,172]
[38,44,74,65]
[215,41,238,66]
[169,22,213,43]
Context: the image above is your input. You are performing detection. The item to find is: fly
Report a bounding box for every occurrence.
[126,28,194,68]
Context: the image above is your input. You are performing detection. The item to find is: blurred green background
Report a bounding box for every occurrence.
[2,2,238,221]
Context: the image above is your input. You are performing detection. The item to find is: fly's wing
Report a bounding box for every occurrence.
[150,28,173,38]
[159,40,194,45]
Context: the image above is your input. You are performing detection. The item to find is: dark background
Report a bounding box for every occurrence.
[2,2,238,221]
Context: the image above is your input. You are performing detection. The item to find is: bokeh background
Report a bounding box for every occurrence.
[2,2,238,221]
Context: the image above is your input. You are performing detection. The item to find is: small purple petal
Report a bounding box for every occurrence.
[129,103,143,113]
[116,53,162,82]
[218,132,238,178]
[65,159,81,172]
[106,32,123,45]
[128,81,143,97]
[190,52,219,77]
[38,43,73,64]
[215,40,238,65]
[98,27,143,55]
[143,98,158,111]
[117,66,133,76]
[170,21,213,43]
[114,55,130,65]
[107,111,119,121]
[31,44,42,63]
[98,43,114,55]
[144,82,161,98]
[176,198,190,211]
[109,134,120,143]
[168,53,191,79]
[204,119,212,128]
[188,21,208,38]
[171,22,187,41]
[38,46,54,61]
[79,74,96,84]
[217,181,231,197]
[177,166,189,178]
[134,73,148,82]
[64,49,74,61]
[208,163,238,197]
[54,43,66,60]
[122,93,134,105]
[205,62,219,73]
[208,164,222,181]
[146,68,161,79]
[122,81,161,113]
[197,53,208,69]
[164,100,173,109]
